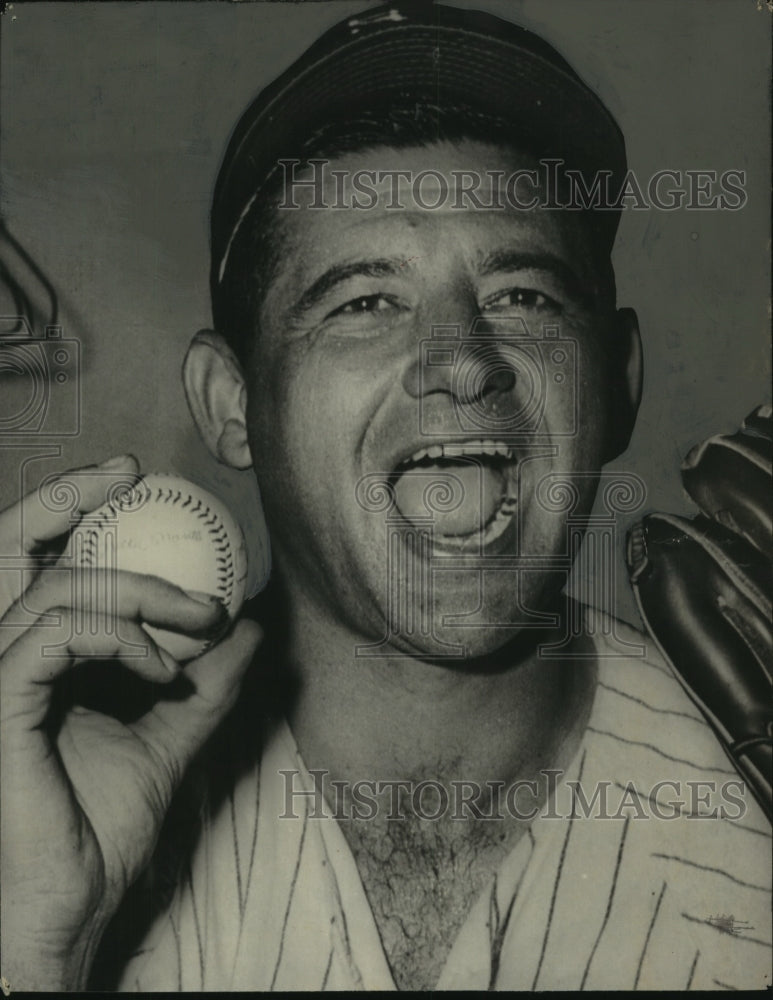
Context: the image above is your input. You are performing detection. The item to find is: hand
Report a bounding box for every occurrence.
[626,405,772,823]
[0,455,263,989]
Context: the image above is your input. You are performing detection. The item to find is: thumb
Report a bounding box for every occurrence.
[130,618,263,787]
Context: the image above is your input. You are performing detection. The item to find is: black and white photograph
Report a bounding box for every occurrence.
[1,0,771,991]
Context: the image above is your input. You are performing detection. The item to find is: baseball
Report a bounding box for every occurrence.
[75,473,250,662]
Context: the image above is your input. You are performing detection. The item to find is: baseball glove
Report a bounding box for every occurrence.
[626,404,772,823]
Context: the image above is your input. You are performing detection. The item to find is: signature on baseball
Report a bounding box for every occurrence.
[117,529,204,550]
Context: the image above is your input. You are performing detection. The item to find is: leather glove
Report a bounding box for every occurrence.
[626,404,772,823]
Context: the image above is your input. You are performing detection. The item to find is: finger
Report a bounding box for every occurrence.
[0,454,141,558]
[130,619,262,782]
[741,402,772,437]
[682,408,772,559]
[627,513,772,748]
[0,611,182,736]
[0,567,227,657]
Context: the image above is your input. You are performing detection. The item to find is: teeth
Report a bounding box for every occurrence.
[402,440,515,466]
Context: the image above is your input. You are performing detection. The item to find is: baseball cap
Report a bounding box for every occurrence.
[211,1,627,298]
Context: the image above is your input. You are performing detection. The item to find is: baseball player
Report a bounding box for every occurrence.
[1,3,770,991]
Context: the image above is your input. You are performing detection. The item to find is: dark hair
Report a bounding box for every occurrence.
[213,103,617,367]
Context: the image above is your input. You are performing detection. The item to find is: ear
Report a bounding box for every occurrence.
[182,330,252,469]
[605,307,643,463]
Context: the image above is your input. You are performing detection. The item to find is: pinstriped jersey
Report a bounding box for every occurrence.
[117,610,772,990]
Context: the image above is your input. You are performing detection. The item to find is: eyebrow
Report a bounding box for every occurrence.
[290,258,406,318]
[476,250,595,309]
[289,249,596,320]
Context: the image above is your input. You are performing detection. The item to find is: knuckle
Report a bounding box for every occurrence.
[132,571,166,590]
[44,604,71,621]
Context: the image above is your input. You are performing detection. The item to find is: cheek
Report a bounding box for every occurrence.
[244,350,301,482]
[517,334,610,538]
[245,345,363,485]
[574,331,612,445]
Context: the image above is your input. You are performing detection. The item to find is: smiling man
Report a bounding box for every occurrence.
[211,142,632,651]
[1,1,770,993]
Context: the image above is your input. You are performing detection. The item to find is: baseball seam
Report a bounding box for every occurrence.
[78,483,237,609]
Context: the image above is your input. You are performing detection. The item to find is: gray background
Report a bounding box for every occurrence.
[1,0,770,622]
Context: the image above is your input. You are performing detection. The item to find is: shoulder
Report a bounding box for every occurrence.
[579,603,744,785]
[536,606,773,990]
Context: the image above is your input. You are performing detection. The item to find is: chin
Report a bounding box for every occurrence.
[362,568,567,666]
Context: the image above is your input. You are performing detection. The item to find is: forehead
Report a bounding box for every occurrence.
[284,140,539,203]
[265,140,598,292]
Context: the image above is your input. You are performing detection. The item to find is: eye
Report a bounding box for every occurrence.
[482,287,563,314]
[327,294,399,318]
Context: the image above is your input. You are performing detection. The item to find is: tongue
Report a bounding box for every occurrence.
[393,462,504,536]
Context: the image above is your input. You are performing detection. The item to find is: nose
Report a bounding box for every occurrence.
[401,299,516,404]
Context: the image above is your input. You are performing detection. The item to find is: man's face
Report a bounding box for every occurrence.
[244,141,624,658]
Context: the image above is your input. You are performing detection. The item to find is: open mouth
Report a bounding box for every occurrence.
[388,439,518,549]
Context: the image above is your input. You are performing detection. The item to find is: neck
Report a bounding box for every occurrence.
[257,582,598,791]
